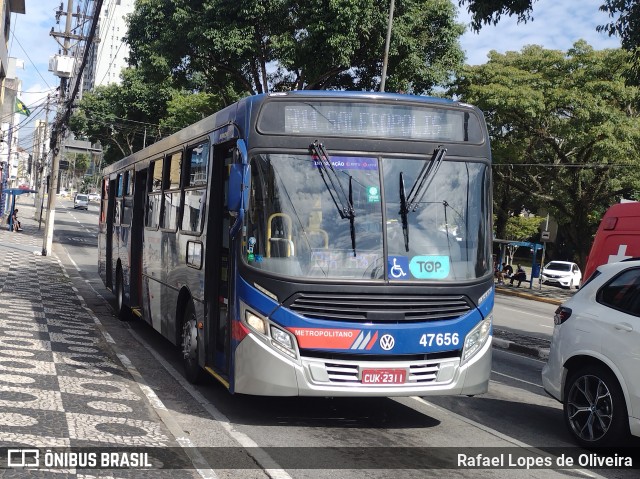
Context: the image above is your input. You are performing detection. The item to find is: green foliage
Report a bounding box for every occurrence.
[126,0,465,94]
[504,215,543,241]
[160,91,225,132]
[458,0,534,32]
[73,153,90,176]
[453,42,640,265]
[69,69,177,165]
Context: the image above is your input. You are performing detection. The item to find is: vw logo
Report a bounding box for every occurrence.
[379,334,395,351]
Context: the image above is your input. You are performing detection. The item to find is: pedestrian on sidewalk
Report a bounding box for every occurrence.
[11,208,22,232]
[510,264,526,287]
[503,263,513,278]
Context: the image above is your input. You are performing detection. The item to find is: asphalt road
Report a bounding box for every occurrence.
[493,294,557,340]
[49,201,638,479]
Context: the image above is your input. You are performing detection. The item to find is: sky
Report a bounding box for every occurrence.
[458,0,621,65]
[8,0,623,152]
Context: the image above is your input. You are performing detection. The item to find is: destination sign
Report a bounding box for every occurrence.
[258,101,483,142]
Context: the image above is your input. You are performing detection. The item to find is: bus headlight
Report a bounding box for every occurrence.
[241,303,298,359]
[270,326,293,349]
[245,310,267,335]
[462,314,492,363]
[270,325,297,359]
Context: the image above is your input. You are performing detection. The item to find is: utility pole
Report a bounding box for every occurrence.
[42,0,103,255]
[43,0,74,256]
[380,0,395,92]
[35,95,51,222]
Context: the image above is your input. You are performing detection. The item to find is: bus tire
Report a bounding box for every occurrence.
[115,266,131,321]
[181,301,202,384]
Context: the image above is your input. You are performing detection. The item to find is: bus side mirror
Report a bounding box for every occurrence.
[229,164,249,213]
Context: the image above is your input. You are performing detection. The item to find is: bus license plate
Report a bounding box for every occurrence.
[361,369,406,384]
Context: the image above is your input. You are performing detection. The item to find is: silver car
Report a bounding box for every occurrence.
[74,193,89,210]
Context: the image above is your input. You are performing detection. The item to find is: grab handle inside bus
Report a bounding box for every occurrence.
[267,213,294,257]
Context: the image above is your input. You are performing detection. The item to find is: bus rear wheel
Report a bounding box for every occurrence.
[181,301,202,384]
[115,267,131,321]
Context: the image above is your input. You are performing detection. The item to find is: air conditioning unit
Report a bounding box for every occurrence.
[48,55,75,78]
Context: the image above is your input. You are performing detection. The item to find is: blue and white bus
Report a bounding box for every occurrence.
[98,91,494,396]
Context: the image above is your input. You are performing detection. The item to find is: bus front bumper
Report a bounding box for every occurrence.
[233,333,492,397]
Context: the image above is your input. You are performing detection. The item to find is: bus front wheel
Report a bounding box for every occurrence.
[181,301,202,384]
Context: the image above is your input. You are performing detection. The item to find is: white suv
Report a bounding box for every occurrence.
[542,259,640,447]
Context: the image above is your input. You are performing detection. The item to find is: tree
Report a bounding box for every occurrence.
[125,0,465,95]
[454,42,640,267]
[69,69,177,165]
[504,215,543,241]
[160,91,225,133]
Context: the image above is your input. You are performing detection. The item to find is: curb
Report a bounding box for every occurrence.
[493,337,550,360]
[496,287,563,306]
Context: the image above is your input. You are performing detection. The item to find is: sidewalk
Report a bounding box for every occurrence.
[0,198,198,477]
[496,281,576,306]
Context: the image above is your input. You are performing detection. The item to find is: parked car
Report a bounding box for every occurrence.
[74,193,89,210]
[88,193,100,202]
[542,259,640,447]
[541,260,582,289]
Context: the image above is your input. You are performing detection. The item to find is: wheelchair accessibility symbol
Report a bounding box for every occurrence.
[388,256,409,280]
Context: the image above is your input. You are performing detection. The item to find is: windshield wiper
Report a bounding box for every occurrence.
[398,147,447,252]
[310,141,355,219]
[309,141,357,256]
[406,147,447,212]
[399,172,410,252]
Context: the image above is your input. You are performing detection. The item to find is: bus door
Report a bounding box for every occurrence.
[206,143,233,374]
[129,169,147,307]
[106,177,117,290]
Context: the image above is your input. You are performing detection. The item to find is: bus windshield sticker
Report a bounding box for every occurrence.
[388,256,409,280]
[367,186,380,203]
[311,156,377,171]
[409,255,450,279]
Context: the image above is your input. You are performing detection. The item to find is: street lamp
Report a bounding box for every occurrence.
[380,0,395,92]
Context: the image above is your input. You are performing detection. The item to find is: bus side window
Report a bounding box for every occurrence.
[163,151,182,230]
[146,159,163,229]
[100,177,109,224]
[114,173,122,226]
[122,170,134,226]
[181,142,209,234]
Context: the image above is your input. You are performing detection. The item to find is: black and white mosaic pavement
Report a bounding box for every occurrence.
[0,211,197,478]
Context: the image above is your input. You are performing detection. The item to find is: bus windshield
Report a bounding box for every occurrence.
[243,153,490,281]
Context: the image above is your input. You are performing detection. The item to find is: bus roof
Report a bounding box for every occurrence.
[266,90,457,105]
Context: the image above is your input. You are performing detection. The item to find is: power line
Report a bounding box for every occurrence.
[2,86,58,94]
[9,25,54,90]
[493,163,638,168]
